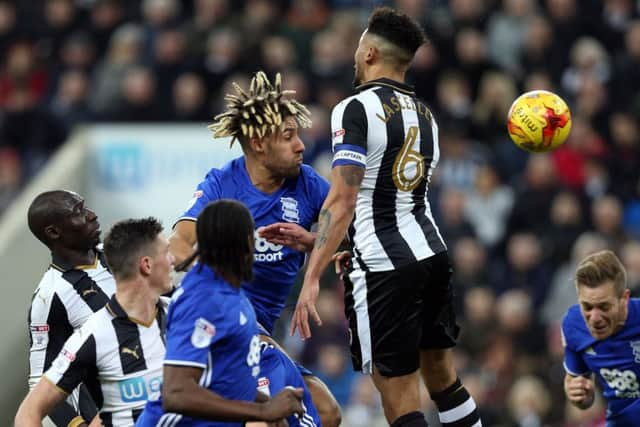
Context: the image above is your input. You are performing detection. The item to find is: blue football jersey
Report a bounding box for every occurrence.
[136,263,261,427]
[562,298,640,426]
[258,343,321,427]
[178,157,329,333]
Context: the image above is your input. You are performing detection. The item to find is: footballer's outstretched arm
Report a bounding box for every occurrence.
[291,164,364,339]
[170,220,197,265]
[258,222,316,252]
[15,378,69,427]
[162,365,303,422]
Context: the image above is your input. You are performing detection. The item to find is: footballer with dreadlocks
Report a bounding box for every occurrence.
[170,71,340,427]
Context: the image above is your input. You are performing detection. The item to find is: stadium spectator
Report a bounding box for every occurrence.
[491,232,554,308]
[591,194,627,253]
[90,23,144,117]
[541,190,587,268]
[170,72,210,122]
[0,146,22,213]
[464,163,514,249]
[49,69,92,128]
[436,188,476,250]
[541,232,609,327]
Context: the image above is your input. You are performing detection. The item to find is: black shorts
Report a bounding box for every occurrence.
[343,251,459,377]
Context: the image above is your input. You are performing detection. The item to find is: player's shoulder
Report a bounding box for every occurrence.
[332,93,367,114]
[299,164,327,183]
[295,165,329,202]
[629,298,640,311]
[626,298,640,326]
[562,304,592,348]
[202,156,239,177]
[562,304,584,329]
[177,266,228,306]
[259,342,291,370]
[33,265,67,296]
[72,306,108,341]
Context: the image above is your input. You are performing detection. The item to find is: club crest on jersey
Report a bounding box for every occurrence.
[630,341,640,363]
[280,197,300,223]
[191,317,216,349]
[53,348,76,372]
[257,376,271,396]
[30,324,49,350]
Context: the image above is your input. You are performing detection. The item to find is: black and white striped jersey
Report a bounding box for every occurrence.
[45,295,168,427]
[331,78,447,272]
[28,250,116,390]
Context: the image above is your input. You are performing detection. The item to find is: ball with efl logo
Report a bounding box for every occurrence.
[506,90,572,153]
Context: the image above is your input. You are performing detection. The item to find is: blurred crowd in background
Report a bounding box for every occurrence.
[1,0,640,426]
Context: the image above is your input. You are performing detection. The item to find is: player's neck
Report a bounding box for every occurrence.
[115,281,159,326]
[364,66,406,85]
[53,247,96,269]
[244,157,285,194]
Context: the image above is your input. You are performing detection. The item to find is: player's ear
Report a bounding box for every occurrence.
[365,45,378,64]
[249,136,266,153]
[139,255,152,276]
[44,225,60,241]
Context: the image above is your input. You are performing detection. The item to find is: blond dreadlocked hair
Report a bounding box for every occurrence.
[209,71,312,147]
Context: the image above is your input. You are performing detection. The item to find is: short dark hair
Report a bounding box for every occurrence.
[27,190,77,246]
[367,7,426,59]
[103,217,164,280]
[575,250,627,296]
[177,200,255,284]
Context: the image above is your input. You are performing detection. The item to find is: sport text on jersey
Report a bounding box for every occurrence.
[254,230,284,263]
[600,368,640,398]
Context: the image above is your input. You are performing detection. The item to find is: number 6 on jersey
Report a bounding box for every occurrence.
[392,125,424,192]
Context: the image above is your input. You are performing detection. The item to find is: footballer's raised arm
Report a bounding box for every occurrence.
[170,220,197,266]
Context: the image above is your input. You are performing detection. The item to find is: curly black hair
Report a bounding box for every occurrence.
[367,7,427,56]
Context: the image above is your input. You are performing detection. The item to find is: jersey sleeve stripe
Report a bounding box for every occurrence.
[68,415,86,427]
[163,359,207,369]
[42,374,70,396]
[334,143,366,155]
[172,217,197,229]
[332,152,366,168]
